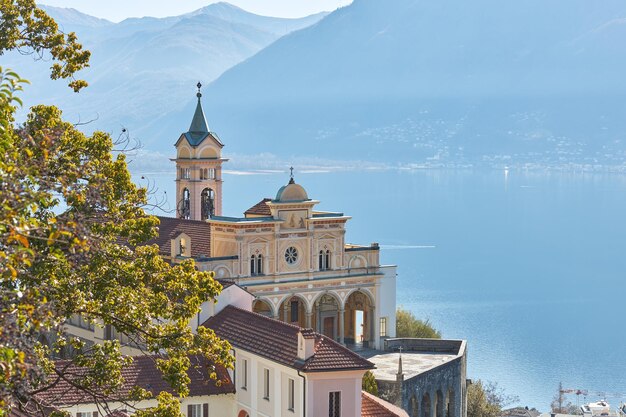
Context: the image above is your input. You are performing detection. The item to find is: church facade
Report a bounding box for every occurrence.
[161,86,397,350]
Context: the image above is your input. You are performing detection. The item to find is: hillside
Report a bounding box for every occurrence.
[194,0,626,169]
[6,3,328,148]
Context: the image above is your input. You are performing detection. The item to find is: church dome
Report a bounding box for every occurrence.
[275,178,309,202]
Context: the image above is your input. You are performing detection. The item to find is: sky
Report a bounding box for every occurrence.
[38,0,353,21]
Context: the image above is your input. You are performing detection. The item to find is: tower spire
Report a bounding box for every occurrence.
[396,347,404,382]
[189,81,209,134]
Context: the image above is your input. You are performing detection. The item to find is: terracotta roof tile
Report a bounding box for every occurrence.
[244,198,272,216]
[202,306,373,372]
[37,355,233,406]
[361,391,410,417]
[147,216,211,258]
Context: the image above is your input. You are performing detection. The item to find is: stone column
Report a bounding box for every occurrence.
[430,390,436,417]
[369,306,376,347]
[316,301,321,332]
[306,311,313,329]
[339,309,345,345]
[283,302,289,322]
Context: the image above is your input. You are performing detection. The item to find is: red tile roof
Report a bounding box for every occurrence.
[147,216,211,258]
[361,391,410,417]
[244,198,272,216]
[202,305,374,372]
[36,355,233,406]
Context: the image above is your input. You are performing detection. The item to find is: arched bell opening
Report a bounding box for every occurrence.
[200,187,215,220]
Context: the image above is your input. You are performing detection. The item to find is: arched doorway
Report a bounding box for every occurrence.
[278,295,308,327]
[344,290,374,347]
[252,299,273,317]
[313,293,340,340]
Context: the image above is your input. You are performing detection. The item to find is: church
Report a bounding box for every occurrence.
[51,87,467,417]
[155,84,397,351]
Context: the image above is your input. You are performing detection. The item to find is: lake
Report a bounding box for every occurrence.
[136,166,626,410]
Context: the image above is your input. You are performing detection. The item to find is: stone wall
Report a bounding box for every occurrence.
[378,339,468,417]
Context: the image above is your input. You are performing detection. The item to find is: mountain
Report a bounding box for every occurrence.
[6,3,328,150]
[40,5,113,30]
[13,0,626,170]
[186,2,328,36]
[188,0,626,169]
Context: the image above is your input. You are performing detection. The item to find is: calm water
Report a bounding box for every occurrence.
[138,167,626,410]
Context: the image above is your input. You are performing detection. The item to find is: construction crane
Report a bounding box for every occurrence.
[559,387,626,409]
[559,388,626,399]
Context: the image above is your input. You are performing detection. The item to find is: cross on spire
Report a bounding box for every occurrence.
[289,166,295,184]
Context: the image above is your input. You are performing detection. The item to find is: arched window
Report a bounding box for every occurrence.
[201,188,215,220]
[250,255,256,276]
[257,254,263,275]
[319,250,331,271]
[179,188,190,219]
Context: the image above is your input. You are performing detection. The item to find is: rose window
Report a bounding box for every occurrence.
[284,246,298,264]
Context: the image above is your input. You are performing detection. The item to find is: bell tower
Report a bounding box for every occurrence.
[173,82,227,221]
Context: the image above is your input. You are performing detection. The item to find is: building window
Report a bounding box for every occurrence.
[76,412,91,417]
[241,359,248,390]
[67,314,94,331]
[380,317,387,337]
[257,254,263,275]
[285,246,298,265]
[319,250,331,271]
[288,378,295,411]
[263,368,270,400]
[180,167,191,180]
[179,238,186,256]
[187,404,203,417]
[250,255,256,276]
[200,167,216,179]
[329,391,341,417]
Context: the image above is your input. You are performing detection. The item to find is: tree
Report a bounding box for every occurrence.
[0,0,90,91]
[0,70,232,416]
[467,380,519,417]
[362,370,378,396]
[396,307,441,339]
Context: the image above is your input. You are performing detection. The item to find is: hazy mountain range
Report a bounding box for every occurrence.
[8,0,626,171]
[6,2,327,150]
